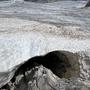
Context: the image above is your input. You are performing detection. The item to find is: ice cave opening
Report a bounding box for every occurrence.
[38,50,80,78]
[14,50,80,79]
[0,50,83,89]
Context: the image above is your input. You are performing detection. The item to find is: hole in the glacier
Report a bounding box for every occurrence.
[0,50,80,89]
[39,50,80,78]
[12,50,80,81]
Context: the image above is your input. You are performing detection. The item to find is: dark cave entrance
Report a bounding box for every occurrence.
[22,50,80,78]
[39,50,80,78]
[0,50,80,89]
